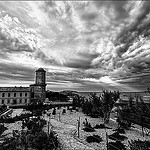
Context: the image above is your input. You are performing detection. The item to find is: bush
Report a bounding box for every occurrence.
[0,118,15,123]
[86,135,102,143]
[76,108,79,112]
[0,124,7,135]
[32,131,59,150]
[83,119,95,132]
[52,108,56,115]
[62,109,66,114]
[23,117,47,134]
[108,141,126,150]
[13,113,32,121]
[129,139,150,150]
[0,130,61,150]
[72,106,76,110]
[0,117,60,150]
[117,118,132,130]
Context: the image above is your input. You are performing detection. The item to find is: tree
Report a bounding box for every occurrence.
[100,90,120,124]
[72,94,80,108]
[147,87,150,94]
[88,92,103,118]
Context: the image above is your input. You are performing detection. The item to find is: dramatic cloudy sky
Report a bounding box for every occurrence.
[0,1,150,92]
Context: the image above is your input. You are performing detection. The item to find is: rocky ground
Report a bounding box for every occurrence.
[45,107,150,150]
[2,109,23,138]
[2,107,150,150]
[2,121,22,138]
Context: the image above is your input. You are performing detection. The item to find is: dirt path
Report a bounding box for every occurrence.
[44,115,95,150]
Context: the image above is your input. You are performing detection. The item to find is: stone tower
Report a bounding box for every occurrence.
[35,68,46,85]
[30,68,47,103]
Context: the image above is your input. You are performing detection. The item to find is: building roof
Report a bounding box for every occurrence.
[36,68,46,72]
[0,87,30,92]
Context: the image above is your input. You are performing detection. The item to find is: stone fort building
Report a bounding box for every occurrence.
[0,68,46,106]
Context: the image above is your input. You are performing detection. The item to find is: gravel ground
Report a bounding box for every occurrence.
[47,107,150,150]
[11,109,23,117]
[2,107,150,150]
[2,109,23,138]
[2,121,22,137]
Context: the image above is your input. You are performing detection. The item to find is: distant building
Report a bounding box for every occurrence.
[0,87,30,105]
[0,68,47,106]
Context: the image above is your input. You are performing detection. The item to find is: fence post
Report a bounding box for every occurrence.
[106,132,108,150]
[141,115,144,137]
[77,116,80,138]
[47,113,51,135]
[48,121,50,135]
[59,111,61,122]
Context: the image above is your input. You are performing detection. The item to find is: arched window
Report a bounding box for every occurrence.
[20,93,22,97]
[2,99,4,104]
[2,93,5,97]
[14,93,16,97]
[8,93,10,97]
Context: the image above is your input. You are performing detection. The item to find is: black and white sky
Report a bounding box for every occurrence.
[0,1,150,92]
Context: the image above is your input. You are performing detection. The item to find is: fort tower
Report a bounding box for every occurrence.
[30,68,47,103]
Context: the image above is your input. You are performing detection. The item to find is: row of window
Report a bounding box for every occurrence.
[1,99,28,104]
[2,93,28,98]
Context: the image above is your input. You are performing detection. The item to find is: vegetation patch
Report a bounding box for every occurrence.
[62,109,66,114]
[0,117,61,150]
[0,113,33,123]
[52,108,56,115]
[83,118,95,132]
[0,124,7,135]
[86,134,102,143]
[75,91,120,124]
[129,139,150,150]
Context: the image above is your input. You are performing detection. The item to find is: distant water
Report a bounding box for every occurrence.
[78,91,102,98]
[78,91,150,98]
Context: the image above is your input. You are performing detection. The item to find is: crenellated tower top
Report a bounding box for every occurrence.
[35,68,46,85]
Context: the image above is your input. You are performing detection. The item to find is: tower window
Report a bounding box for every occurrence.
[14,93,16,97]
[2,93,5,97]
[20,93,22,97]
[8,93,10,97]
[25,93,27,97]
[7,99,10,104]
[19,99,22,104]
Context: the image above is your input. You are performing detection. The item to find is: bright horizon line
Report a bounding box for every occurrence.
[0,85,147,93]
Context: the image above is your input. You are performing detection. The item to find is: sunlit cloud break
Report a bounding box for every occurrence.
[82,76,114,84]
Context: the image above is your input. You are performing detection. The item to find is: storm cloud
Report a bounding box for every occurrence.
[0,1,150,92]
